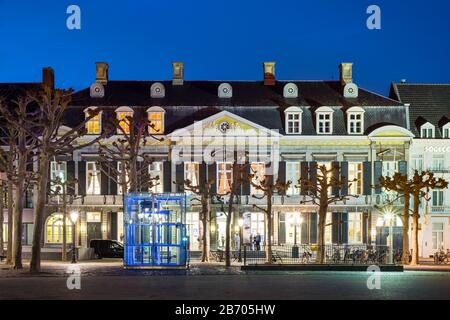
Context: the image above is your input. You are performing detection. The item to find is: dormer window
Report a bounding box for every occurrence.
[284,106,303,135]
[421,122,435,138]
[147,106,165,134]
[347,107,365,135]
[283,83,298,98]
[442,123,450,138]
[115,106,134,134]
[150,82,165,98]
[218,83,233,98]
[84,107,102,135]
[316,107,334,135]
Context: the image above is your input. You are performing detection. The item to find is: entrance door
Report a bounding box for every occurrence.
[87,222,102,244]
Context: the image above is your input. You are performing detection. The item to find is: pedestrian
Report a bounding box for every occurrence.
[255,233,261,251]
[234,233,240,251]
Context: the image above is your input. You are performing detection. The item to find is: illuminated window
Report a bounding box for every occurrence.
[147,107,165,134]
[45,213,72,244]
[348,212,363,243]
[217,162,232,194]
[184,162,199,194]
[251,162,265,195]
[286,162,301,195]
[116,107,134,134]
[149,162,163,193]
[50,161,66,193]
[85,108,101,134]
[324,213,332,244]
[348,162,363,195]
[86,162,101,195]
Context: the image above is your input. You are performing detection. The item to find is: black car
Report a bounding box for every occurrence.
[89,239,124,259]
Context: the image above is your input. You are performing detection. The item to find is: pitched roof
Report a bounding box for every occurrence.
[390,83,450,137]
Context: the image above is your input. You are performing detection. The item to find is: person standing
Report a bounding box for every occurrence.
[234,233,240,251]
[255,233,261,251]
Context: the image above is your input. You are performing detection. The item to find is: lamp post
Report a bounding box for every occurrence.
[238,218,244,262]
[69,211,79,264]
[290,215,304,258]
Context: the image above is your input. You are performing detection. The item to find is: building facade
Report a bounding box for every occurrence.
[391,83,450,257]
[2,62,415,255]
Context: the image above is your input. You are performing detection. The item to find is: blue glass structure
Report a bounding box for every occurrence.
[123,193,188,269]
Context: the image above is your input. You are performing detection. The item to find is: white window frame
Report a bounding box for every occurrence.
[217,162,233,195]
[348,212,363,244]
[147,106,165,135]
[347,107,365,135]
[421,122,435,138]
[149,162,163,193]
[184,162,199,194]
[442,123,450,138]
[250,162,265,195]
[50,161,67,192]
[348,162,363,195]
[432,190,444,207]
[84,107,102,135]
[432,222,444,250]
[286,162,301,195]
[316,107,334,135]
[86,161,101,195]
[285,107,303,135]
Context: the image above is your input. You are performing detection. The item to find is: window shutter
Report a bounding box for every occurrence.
[331,161,340,196]
[110,161,118,195]
[278,161,286,195]
[398,161,408,177]
[175,163,184,192]
[199,162,206,190]
[309,212,318,244]
[100,162,108,195]
[265,162,273,185]
[300,212,309,244]
[300,162,309,196]
[362,211,369,244]
[278,212,286,244]
[374,161,383,194]
[363,162,372,196]
[67,161,75,195]
[309,162,317,196]
[78,161,86,196]
[208,164,217,194]
[340,161,349,196]
[242,163,250,196]
[163,161,171,193]
[340,212,348,244]
[332,212,339,244]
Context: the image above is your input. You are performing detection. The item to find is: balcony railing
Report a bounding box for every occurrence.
[48,195,123,207]
[431,206,450,214]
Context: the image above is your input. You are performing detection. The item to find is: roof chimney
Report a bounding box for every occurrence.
[96,62,109,84]
[42,67,54,90]
[263,62,276,86]
[339,62,353,86]
[172,62,184,85]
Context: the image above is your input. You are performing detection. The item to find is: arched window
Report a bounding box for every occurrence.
[151,82,165,98]
[283,83,298,98]
[115,106,134,134]
[45,213,73,244]
[147,106,165,134]
[218,83,233,98]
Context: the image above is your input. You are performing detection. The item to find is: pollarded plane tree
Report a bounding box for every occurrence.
[0,96,38,269]
[250,168,291,264]
[182,177,217,263]
[298,163,357,264]
[23,85,107,273]
[98,112,163,195]
[380,171,448,265]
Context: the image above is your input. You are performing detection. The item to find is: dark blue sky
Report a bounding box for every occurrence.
[0,0,449,95]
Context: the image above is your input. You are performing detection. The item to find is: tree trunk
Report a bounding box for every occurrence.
[30,154,50,273]
[61,184,67,261]
[0,183,4,257]
[201,199,211,262]
[12,146,26,269]
[265,196,273,264]
[410,193,420,266]
[6,181,13,264]
[129,159,137,193]
[401,193,410,265]
[225,193,234,267]
[316,204,327,264]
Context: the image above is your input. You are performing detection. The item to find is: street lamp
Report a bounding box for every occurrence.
[69,211,79,264]
[290,214,304,259]
[238,218,244,262]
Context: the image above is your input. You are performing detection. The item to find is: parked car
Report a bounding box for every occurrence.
[89,239,124,259]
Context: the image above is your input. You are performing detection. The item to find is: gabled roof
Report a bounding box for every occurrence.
[390,83,450,138]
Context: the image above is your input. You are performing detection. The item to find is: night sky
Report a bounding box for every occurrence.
[1,0,449,95]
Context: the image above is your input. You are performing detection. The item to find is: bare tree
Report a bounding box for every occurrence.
[299,163,357,264]
[250,168,290,264]
[380,171,448,265]
[182,178,216,262]
[0,181,4,257]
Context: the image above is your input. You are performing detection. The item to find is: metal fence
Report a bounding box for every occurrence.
[243,244,395,265]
